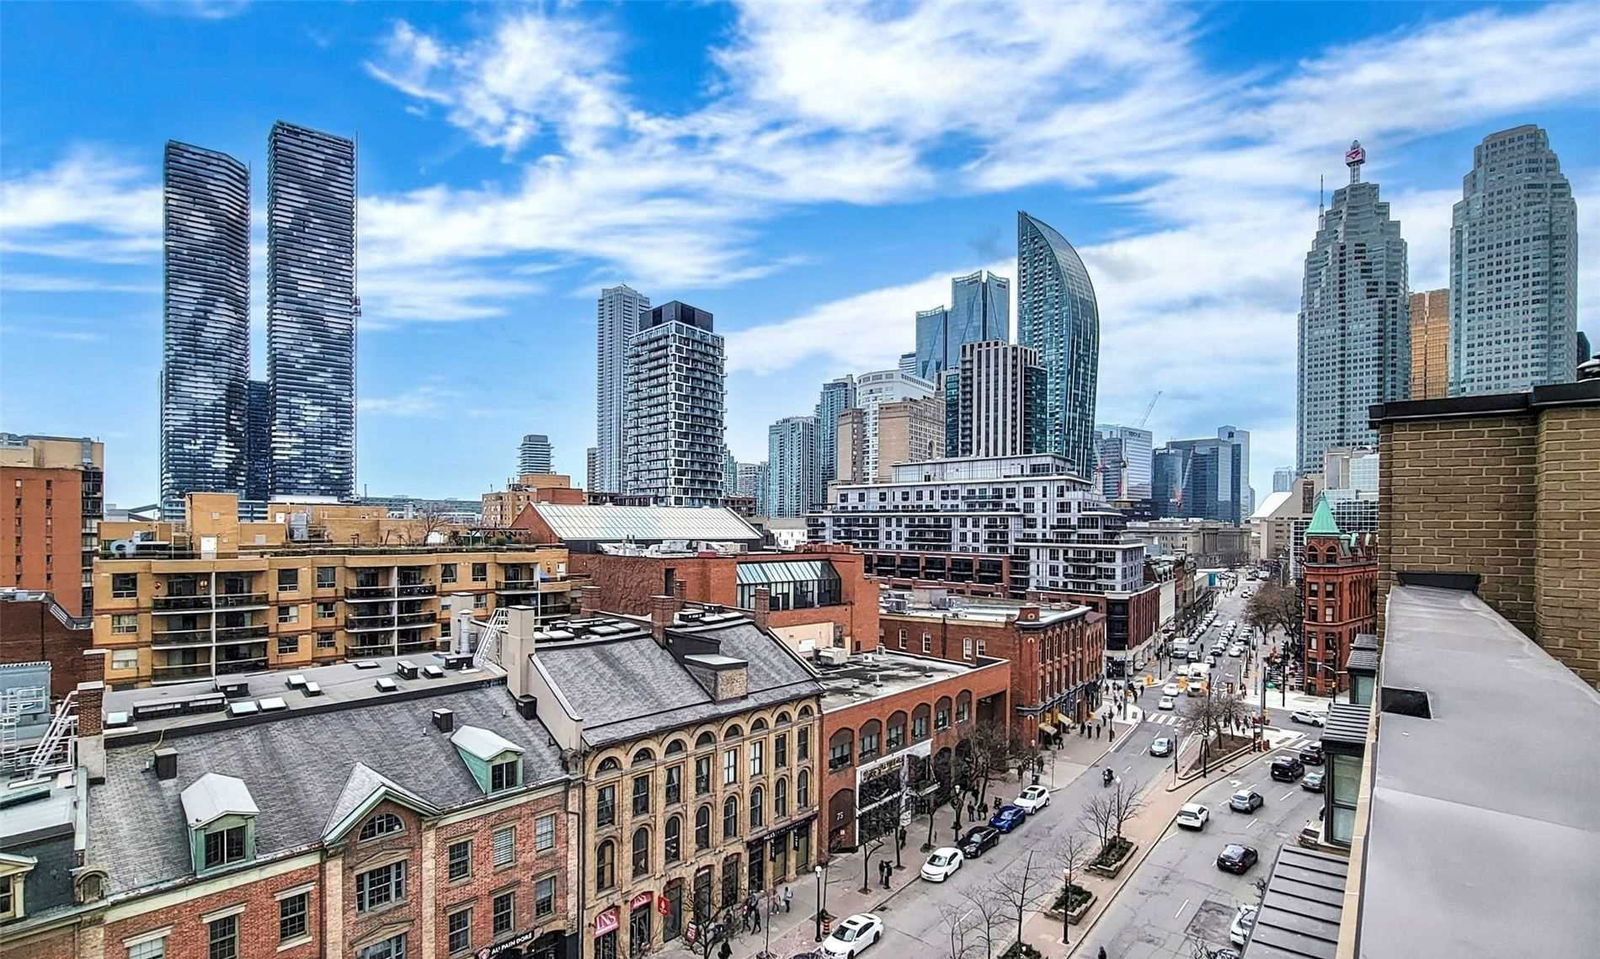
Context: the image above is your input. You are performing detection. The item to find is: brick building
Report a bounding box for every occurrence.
[1,433,104,616]
[1036,584,1159,679]
[480,474,585,528]
[1299,495,1377,695]
[1,591,92,696]
[1369,380,1600,684]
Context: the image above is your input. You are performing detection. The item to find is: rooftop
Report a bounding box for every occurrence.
[880,597,1088,627]
[1248,845,1349,959]
[815,650,984,712]
[532,503,762,543]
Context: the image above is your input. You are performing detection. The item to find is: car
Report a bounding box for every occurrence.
[1229,905,1258,946]
[1187,651,1202,664]
[1229,789,1265,813]
[959,825,1000,858]
[1176,803,1210,831]
[989,804,1028,833]
[1149,736,1173,757]
[1289,710,1327,727]
[1158,696,1176,711]
[1163,682,1180,696]
[1228,645,1244,656]
[1209,949,1243,959]
[1216,843,1260,874]
[1298,742,1325,765]
[920,847,964,882]
[821,913,884,957]
[1302,769,1326,792]
[1014,785,1050,812]
[1270,756,1305,781]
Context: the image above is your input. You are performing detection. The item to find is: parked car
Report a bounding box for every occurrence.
[1209,949,1242,959]
[1228,645,1244,657]
[1270,756,1305,781]
[821,914,884,957]
[1014,785,1050,812]
[1229,905,1258,946]
[989,804,1028,833]
[959,825,1000,858]
[1216,843,1259,874]
[1150,736,1173,757]
[1163,683,1181,696]
[1302,769,1326,792]
[1176,803,1210,831]
[1158,696,1176,711]
[920,847,964,882]
[1229,789,1265,813]
[1289,710,1326,727]
[1298,742,1325,765]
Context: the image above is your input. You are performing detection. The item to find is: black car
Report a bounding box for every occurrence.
[1270,756,1305,781]
[1216,843,1259,874]
[1298,742,1325,765]
[960,825,1000,858]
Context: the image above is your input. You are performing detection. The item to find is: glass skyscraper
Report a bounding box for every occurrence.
[1449,125,1579,395]
[913,270,1010,382]
[245,379,271,503]
[1094,424,1154,500]
[814,375,856,493]
[267,121,358,499]
[1017,211,1100,479]
[595,284,650,494]
[160,140,251,515]
[518,434,553,475]
[625,301,725,507]
[766,415,818,518]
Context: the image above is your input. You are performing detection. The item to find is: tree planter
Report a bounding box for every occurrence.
[1087,837,1138,877]
[1000,942,1043,959]
[1045,884,1096,925]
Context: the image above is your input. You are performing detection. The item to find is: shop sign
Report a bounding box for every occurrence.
[630,891,654,910]
[594,908,619,937]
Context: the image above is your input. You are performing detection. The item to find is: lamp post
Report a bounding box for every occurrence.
[813,862,827,941]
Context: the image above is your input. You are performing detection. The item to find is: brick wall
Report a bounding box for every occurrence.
[0,596,91,695]
[1534,407,1600,685]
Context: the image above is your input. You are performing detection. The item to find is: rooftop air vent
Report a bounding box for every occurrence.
[285,674,307,688]
[227,700,260,717]
[303,682,323,697]
[443,654,472,670]
[396,661,419,680]
[375,677,399,693]
[215,679,249,698]
[432,708,455,733]
[153,748,177,781]
[422,665,445,679]
[258,697,288,712]
[105,711,131,729]
[352,660,380,670]
[1380,686,1432,719]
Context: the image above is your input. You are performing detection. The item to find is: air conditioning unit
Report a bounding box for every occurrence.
[816,647,849,666]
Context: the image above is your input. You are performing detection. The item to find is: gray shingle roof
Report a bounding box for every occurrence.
[323,763,438,841]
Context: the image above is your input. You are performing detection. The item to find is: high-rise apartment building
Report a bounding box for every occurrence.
[1272,467,1296,493]
[518,433,554,475]
[585,446,598,493]
[1151,426,1250,525]
[950,341,1046,457]
[244,379,270,502]
[1449,125,1579,396]
[832,369,934,484]
[898,352,918,377]
[159,140,251,515]
[1094,425,1154,500]
[0,434,104,616]
[1409,289,1450,399]
[913,270,1011,382]
[594,284,651,494]
[814,375,856,493]
[266,121,358,499]
[625,301,726,507]
[1297,141,1409,473]
[736,461,764,499]
[1017,212,1100,479]
[765,416,818,518]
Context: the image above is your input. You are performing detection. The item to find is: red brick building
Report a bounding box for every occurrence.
[1,434,104,616]
[1,590,92,695]
[1301,495,1378,696]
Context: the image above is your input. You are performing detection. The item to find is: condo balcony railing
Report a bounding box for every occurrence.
[215,624,269,642]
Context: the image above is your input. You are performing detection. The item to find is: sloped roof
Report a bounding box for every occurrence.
[1305,494,1342,535]
[180,773,258,828]
[322,763,439,842]
[532,503,761,543]
[451,724,524,761]
[1250,490,1293,520]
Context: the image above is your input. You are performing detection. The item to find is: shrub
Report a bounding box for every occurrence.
[1051,883,1093,913]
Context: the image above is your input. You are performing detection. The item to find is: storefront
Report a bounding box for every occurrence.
[475,928,570,959]
[594,908,619,959]
[627,891,653,958]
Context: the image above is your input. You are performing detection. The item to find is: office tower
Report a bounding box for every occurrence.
[267,121,358,499]
[585,447,598,493]
[833,369,934,484]
[1579,331,1593,367]
[1449,125,1579,395]
[517,434,554,475]
[625,301,725,507]
[1296,141,1409,473]
[595,284,650,494]
[814,375,856,493]
[159,140,250,514]
[0,433,104,616]
[1017,212,1100,478]
[245,380,271,502]
[1152,427,1249,525]
[1272,467,1296,493]
[766,416,818,518]
[1219,425,1250,506]
[1094,425,1154,500]
[913,270,1010,382]
[951,341,1046,457]
[1323,447,1380,493]
[736,461,764,499]
[1409,289,1450,399]
[898,352,918,377]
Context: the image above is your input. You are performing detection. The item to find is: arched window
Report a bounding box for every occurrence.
[799,705,814,720]
[776,711,792,726]
[696,731,717,749]
[956,691,972,724]
[723,724,743,741]
[632,826,651,878]
[723,796,740,840]
[858,719,882,761]
[798,769,811,808]
[695,805,712,850]
[775,778,789,818]
[358,812,403,841]
[596,840,616,890]
[828,729,854,771]
[632,748,655,766]
[665,739,688,755]
[664,815,682,863]
[911,703,931,740]
[597,756,622,773]
[750,786,765,829]
[886,710,908,751]
[751,717,769,732]
[935,696,953,730]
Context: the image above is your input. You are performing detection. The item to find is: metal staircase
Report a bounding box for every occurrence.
[472,607,508,669]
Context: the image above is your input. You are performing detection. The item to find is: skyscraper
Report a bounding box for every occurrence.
[913,270,1010,382]
[625,301,725,507]
[1296,141,1409,473]
[1272,467,1296,493]
[1449,125,1579,396]
[1017,211,1100,479]
[1094,425,1154,500]
[838,369,934,482]
[814,375,856,495]
[1151,427,1250,525]
[1409,289,1450,399]
[897,352,918,377]
[267,121,358,499]
[518,434,553,475]
[951,341,1046,457]
[595,284,650,494]
[766,416,818,518]
[245,380,271,503]
[159,140,250,515]
[585,446,598,493]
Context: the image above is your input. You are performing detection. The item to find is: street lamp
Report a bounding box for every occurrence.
[813,862,828,941]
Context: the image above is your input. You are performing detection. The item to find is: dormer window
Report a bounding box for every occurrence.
[0,854,37,922]
[451,725,526,796]
[204,826,248,869]
[358,812,404,841]
[490,757,522,791]
[181,773,259,876]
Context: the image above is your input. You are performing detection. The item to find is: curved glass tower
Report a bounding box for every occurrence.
[1017,211,1100,479]
[160,141,251,514]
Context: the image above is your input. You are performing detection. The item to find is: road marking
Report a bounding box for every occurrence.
[1174,898,1191,919]
[1279,790,1295,801]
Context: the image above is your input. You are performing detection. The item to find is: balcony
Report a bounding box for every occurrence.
[151,628,213,647]
[216,624,269,643]
[346,585,395,600]
[397,583,437,598]
[348,640,396,657]
[151,664,213,684]
[215,656,268,676]
[215,592,268,609]
[347,615,397,632]
[396,612,436,626]
[152,594,213,612]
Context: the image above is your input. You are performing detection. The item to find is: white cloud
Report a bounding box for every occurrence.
[0,148,162,262]
[359,383,461,418]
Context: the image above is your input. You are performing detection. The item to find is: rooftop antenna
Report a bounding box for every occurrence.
[1345,139,1366,184]
[1318,174,1325,217]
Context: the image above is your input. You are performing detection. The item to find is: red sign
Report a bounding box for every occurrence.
[594,908,619,937]
[630,891,654,910]
[657,895,671,917]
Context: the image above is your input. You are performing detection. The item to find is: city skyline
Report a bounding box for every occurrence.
[2,2,1597,506]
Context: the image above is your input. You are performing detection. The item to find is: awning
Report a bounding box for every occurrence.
[1037,723,1057,735]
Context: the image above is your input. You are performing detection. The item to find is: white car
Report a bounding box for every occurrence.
[1149,736,1173,757]
[822,913,884,957]
[1290,710,1327,727]
[1163,682,1181,696]
[1176,802,1210,830]
[1228,645,1244,657]
[1230,905,1258,946]
[1158,696,1175,711]
[920,847,964,882]
[1014,784,1050,812]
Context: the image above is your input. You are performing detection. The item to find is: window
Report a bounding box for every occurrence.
[317,631,336,649]
[956,695,971,724]
[665,815,682,863]
[208,914,238,959]
[962,637,973,660]
[492,826,516,867]
[749,787,765,828]
[775,778,788,817]
[723,796,739,839]
[797,726,810,762]
[913,713,929,739]
[797,769,811,808]
[493,891,515,937]
[126,937,167,959]
[356,861,406,912]
[111,648,138,670]
[695,805,712,849]
[723,748,738,785]
[112,613,137,634]
[440,563,458,584]
[922,633,932,653]
[886,716,906,751]
[721,856,740,908]
[632,775,651,815]
[448,839,472,881]
[277,636,299,655]
[111,573,137,597]
[632,827,651,878]
[597,784,616,826]
[315,567,336,589]
[535,814,556,852]
[829,737,851,771]
[203,825,247,869]
[448,908,472,954]
[277,569,298,592]
[748,740,764,778]
[664,765,683,805]
[491,758,521,792]
[975,640,986,658]
[596,841,616,890]
[936,701,951,729]
[471,563,488,582]
[277,605,299,625]
[357,933,407,959]
[534,875,556,917]
[279,890,310,943]
[858,726,879,761]
[359,812,403,841]
[473,594,487,610]
[695,755,711,795]
[315,601,336,619]
[775,734,788,768]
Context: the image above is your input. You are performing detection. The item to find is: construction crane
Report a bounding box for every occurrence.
[1172,452,1194,513]
[1136,390,1162,429]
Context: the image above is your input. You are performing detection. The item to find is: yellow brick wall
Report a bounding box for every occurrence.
[1534,408,1600,686]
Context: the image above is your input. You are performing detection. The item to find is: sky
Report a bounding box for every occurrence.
[1,1,1596,508]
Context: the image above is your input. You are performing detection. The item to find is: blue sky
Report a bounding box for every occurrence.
[2,1,1596,507]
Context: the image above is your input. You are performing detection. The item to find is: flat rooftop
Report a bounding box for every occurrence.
[880,601,1088,626]
[1359,584,1600,958]
[817,650,983,711]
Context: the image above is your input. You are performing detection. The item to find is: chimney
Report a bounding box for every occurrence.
[651,594,677,644]
[752,587,771,631]
[500,605,542,698]
[578,585,602,614]
[154,748,177,780]
[672,579,687,610]
[77,650,107,737]
[1018,605,1041,623]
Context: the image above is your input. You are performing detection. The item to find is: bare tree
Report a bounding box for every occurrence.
[1179,691,1250,776]
[410,501,451,545]
[1053,829,1093,944]
[960,886,1007,959]
[953,722,1008,813]
[1079,793,1114,855]
[1246,582,1300,649]
[1105,779,1146,843]
[992,850,1047,950]
[937,902,976,959]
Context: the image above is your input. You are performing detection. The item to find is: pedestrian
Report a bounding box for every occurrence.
[783,885,793,913]
[752,903,762,933]
[719,940,732,959]
[1098,947,1108,959]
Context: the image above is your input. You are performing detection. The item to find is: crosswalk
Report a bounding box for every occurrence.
[1145,712,1182,727]
[1136,711,1315,752]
